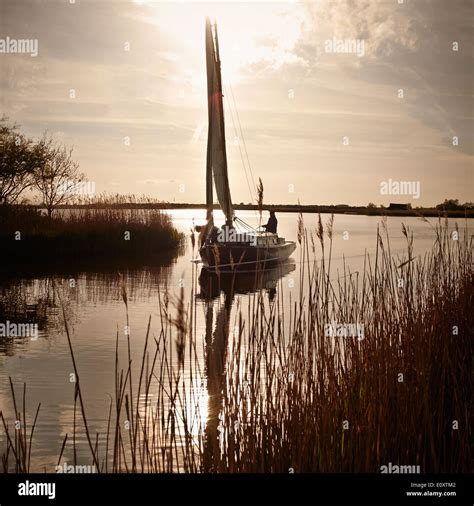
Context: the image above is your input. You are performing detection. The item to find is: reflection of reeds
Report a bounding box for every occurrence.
[0,283,48,327]
[1,220,472,473]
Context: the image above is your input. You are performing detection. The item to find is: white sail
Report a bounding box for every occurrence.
[206,18,233,224]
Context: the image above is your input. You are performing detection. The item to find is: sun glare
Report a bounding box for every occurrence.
[142,1,305,87]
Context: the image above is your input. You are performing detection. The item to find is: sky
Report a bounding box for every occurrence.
[1,0,472,206]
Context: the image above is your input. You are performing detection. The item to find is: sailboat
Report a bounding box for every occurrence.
[199,18,296,270]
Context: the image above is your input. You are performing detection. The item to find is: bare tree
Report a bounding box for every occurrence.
[0,117,46,205]
[33,139,84,217]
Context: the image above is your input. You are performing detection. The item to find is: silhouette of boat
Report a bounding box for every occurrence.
[198,18,296,270]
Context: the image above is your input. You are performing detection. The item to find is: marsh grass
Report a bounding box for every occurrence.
[0,197,184,264]
[0,380,40,473]
[0,218,472,473]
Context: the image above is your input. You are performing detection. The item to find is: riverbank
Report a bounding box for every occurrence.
[0,205,185,267]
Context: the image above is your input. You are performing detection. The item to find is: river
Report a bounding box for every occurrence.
[0,210,471,471]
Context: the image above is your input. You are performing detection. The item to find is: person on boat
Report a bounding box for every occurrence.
[197,218,219,247]
[263,211,278,234]
[208,225,219,244]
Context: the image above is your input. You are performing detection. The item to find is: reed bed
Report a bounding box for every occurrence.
[0,217,472,473]
[0,197,184,264]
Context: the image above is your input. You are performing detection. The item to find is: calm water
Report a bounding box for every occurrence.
[0,210,471,471]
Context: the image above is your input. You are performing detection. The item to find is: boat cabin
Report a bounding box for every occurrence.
[256,233,285,247]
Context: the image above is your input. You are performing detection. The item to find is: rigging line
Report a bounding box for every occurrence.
[225,84,260,224]
[224,83,254,200]
[234,216,258,232]
[233,219,249,233]
[234,216,255,228]
[229,84,257,198]
[223,85,255,206]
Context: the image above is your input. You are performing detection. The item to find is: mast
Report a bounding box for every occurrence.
[213,22,233,227]
[205,18,214,221]
[205,18,234,226]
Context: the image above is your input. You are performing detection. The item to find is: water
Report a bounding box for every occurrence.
[0,211,471,471]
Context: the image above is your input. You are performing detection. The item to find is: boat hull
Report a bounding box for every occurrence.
[199,240,296,270]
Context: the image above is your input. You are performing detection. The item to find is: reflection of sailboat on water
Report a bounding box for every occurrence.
[198,18,296,270]
[198,260,296,301]
[200,258,294,471]
[201,291,230,472]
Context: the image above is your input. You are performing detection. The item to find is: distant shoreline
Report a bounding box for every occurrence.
[31,203,474,219]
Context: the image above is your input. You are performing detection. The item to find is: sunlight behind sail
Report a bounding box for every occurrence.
[135,1,307,86]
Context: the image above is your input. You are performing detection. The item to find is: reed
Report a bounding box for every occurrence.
[1,218,472,473]
[0,379,40,473]
[0,197,184,265]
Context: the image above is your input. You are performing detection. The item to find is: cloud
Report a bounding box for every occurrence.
[1,0,471,205]
[301,0,421,58]
[290,0,473,154]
